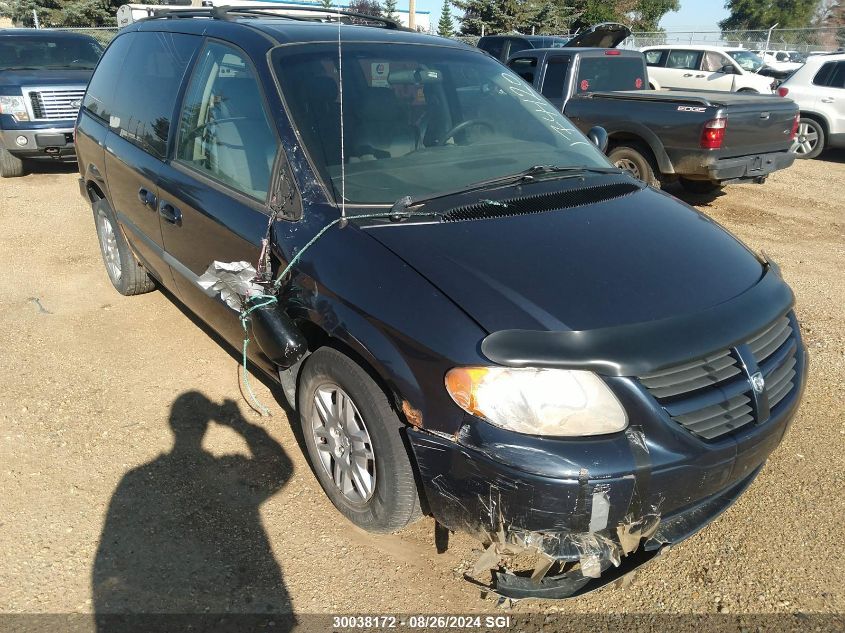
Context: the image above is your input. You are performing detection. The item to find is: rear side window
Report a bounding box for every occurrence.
[577,56,647,92]
[666,50,702,70]
[83,33,135,122]
[478,38,504,61]
[541,56,570,100]
[89,32,199,159]
[508,57,537,84]
[814,61,845,88]
[176,41,278,201]
[644,50,666,66]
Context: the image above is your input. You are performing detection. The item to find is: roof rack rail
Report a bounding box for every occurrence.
[139,4,403,29]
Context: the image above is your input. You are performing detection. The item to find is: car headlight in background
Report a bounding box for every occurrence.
[0,95,30,122]
[445,367,628,437]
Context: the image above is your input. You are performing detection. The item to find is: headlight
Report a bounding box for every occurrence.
[0,95,29,121]
[444,367,627,437]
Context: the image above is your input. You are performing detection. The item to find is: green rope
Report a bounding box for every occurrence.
[239,294,278,416]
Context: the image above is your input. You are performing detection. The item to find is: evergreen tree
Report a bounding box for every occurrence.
[382,0,399,22]
[437,0,454,36]
[719,0,819,31]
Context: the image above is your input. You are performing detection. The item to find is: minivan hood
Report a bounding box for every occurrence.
[365,186,764,333]
[0,68,93,89]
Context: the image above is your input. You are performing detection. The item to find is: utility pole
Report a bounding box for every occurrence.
[408,0,415,30]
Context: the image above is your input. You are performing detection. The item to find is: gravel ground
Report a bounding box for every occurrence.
[0,155,843,625]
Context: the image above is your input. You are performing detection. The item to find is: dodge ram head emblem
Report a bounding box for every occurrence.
[750,372,766,394]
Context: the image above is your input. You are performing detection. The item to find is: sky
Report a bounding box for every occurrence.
[414,0,731,35]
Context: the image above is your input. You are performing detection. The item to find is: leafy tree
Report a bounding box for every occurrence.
[382,0,399,22]
[320,0,333,8]
[347,0,383,18]
[437,0,454,36]
[719,0,819,30]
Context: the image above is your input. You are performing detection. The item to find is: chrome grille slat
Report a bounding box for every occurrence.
[25,87,85,121]
[640,312,800,441]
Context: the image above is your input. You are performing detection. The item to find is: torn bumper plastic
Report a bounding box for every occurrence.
[407,370,802,599]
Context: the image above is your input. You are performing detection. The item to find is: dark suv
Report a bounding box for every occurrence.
[76,7,807,600]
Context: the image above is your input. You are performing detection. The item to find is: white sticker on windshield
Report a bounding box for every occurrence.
[371,62,390,87]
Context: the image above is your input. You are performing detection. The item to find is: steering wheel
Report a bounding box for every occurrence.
[440,119,494,145]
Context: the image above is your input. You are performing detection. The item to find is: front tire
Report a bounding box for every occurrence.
[93,198,155,296]
[0,148,25,178]
[608,144,659,187]
[298,347,421,533]
[791,117,825,159]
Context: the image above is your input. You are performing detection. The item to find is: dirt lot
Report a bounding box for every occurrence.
[0,154,843,624]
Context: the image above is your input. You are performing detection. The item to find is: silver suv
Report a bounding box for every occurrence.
[778,53,845,159]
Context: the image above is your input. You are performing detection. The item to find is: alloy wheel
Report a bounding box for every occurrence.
[311,382,376,504]
[614,157,641,180]
[791,122,819,156]
[97,213,122,283]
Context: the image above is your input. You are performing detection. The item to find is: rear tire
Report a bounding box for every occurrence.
[791,117,824,159]
[679,178,723,194]
[737,88,759,94]
[608,144,659,187]
[0,148,25,178]
[298,347,421,533]
[92,198,155,296]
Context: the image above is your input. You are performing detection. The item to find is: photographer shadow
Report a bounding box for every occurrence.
[92,391,295,630]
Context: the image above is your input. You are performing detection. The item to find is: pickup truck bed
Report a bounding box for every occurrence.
[505,47,799,191]
[571,89,798,181]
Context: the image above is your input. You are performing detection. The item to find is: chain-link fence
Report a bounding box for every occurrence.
[50,27,120,47]
[621,27,844,54]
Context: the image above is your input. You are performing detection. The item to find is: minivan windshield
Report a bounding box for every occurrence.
[726,50,763,72]
[0,35,103,70]
[271,43,610,206]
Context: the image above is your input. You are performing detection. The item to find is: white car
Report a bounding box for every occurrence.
[756,50,804,74]
[641,45,776,93]
[777,53,845,158]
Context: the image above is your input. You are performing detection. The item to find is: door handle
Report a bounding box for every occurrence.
[683,73,693,77]
[158,201,182,225]
[695,74,705,78]
[821,97,835,103]
[138,187,157,209]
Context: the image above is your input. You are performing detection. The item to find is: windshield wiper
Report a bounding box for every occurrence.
[388,164,623,219]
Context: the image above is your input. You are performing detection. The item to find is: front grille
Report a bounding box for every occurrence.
[640,313,800,441]
[27,88,85,121]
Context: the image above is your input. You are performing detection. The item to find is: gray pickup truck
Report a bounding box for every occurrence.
[502,42,799,193]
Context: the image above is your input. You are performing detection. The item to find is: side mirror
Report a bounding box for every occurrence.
[588,126,609,153]
[720,64,737,75]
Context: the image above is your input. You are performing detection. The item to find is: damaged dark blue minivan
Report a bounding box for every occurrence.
[76,7,807,600]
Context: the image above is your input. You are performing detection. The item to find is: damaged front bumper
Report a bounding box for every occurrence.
[407,373,801,599]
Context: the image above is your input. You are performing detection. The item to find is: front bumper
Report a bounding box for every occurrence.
[707,150,795,183]
[0,127,76,161]
[407,353,805,599]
